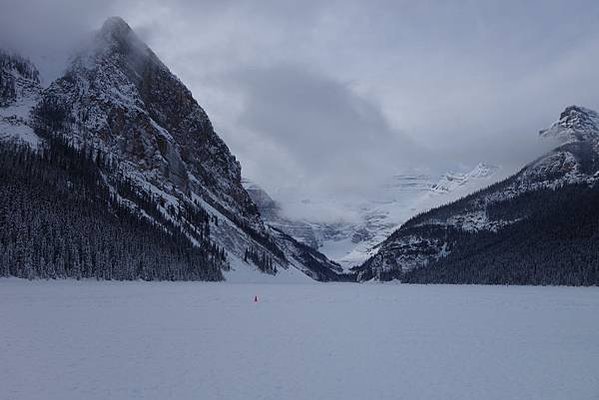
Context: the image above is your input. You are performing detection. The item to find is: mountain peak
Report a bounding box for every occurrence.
[539,105,599,143]
[75,15,168,80]
[100,17,133,39]
[93,16,152,61]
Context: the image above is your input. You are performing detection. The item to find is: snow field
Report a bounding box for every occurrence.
[1,279,598,400]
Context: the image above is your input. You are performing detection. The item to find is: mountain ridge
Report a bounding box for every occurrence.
[355,108,599,285]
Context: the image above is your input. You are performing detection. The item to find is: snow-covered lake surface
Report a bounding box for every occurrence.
[1,279,598,400]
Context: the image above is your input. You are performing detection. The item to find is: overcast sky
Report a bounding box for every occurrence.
[3,0,599,216]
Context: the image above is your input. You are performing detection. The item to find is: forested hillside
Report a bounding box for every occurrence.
[0,138,225,281]
[402,183,599,285]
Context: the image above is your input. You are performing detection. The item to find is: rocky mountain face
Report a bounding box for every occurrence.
[244,163,501,269]
[355,106,599,285]
[38,17,258,227]
[0,51,42,147]
[0,17,343,281]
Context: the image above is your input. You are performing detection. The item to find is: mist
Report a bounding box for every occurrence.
[3,0,599,220]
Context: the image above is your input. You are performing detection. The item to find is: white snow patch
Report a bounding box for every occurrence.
[0,97,41,148]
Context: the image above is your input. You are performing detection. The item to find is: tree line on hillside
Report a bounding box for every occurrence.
[244,248,277,274]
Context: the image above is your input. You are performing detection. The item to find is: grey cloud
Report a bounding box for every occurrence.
[225,64,420,196]
[2,0,599,219]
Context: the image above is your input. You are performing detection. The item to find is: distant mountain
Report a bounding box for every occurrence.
[0,17,342,282]
[244,163,501,269]
[243,179,322,249]
[355,106,599,286]
[430,163,499,194]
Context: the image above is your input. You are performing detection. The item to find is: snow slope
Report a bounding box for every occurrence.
[1,279,598,400]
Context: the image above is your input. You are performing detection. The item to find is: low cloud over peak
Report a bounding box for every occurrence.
[224,64,420,196]
[3,0,599,218]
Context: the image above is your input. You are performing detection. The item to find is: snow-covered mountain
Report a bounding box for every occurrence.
[355,105,599,285]
[245,163,501,269]
[539,105,599,143]
[0,17,343,282]
[430,163,499,193]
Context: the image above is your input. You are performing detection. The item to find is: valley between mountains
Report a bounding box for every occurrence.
[1,17,598,286]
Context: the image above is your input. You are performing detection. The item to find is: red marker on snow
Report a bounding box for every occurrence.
[254,295,258,303]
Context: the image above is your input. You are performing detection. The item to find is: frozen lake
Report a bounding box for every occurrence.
[1,279,598,400]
